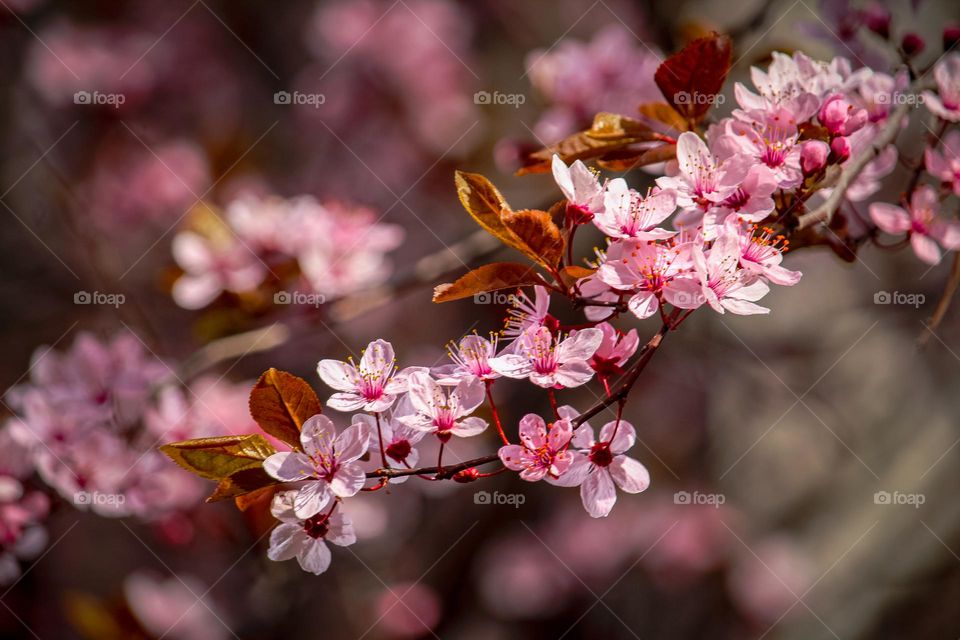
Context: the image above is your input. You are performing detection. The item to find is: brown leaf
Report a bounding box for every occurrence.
[654,33,732,124]
[637,102,690,132]
[249,368,321,449]
[559,265,597,287]
[160,434,275,481]
[501,209,564,269]
[595,144,677,171]
[433,262,543,303]
[206,467,280,503]
[517,112,659,175]
[454,171,517,247]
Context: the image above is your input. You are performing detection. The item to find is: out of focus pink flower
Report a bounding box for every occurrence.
[869,185,960,265]
[124,571,229,640]
[727,537,814,624]
[925,130,960,196]
[923,53,960,122]
[526,24,662,141]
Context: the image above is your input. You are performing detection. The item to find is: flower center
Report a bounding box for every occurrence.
[589,442,614,467]
[385,439,411,462]
[303,513,330,539]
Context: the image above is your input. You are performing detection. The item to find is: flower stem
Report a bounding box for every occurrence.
[486,380,510,445]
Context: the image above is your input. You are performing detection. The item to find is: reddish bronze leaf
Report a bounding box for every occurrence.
[517,112,659,175]
[454,171,517,246]
[637,102,690,133]
[654,33,732,124]
[433,262,543,303]
[501,209,564,269]
[249,368,321,449]
[595,144,677,171]
[206,467,280,503]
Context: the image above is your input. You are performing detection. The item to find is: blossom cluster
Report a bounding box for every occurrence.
[0,330,259,581]
[171,194,404,309]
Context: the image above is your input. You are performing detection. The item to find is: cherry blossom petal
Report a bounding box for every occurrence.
[911,233,942,265]
[334,423,370,463]
[869,203,911,234]
[548,452,591,487]
[580,468,617,518]
[293,481,332,519]
[487,354,534,379]
[325,512,356,546]
[296,538,332,575]
[609,455,650,493]
[263,452,313,482]
[598,420,636,454]
[301,414,336,458]
[268,523,306,561]
[627,291,659,319]
[556,328,602,361]
[360,339,395,378]
[450,416,488,437]
[326,392,369,412]
[317,360,359,392]
[553,361,596,388]
[330,462,366,498]
[518,414,547,449]
[499,444,527,471]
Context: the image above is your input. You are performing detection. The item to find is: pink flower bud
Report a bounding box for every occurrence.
[818,95,869,137]
[901,33,925,57]
[801,140,830,174]
[830,137,851,164]
[864,5,891,40]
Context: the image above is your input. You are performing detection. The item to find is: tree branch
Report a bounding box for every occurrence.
[365,453,500,480]
[795,77,932,230]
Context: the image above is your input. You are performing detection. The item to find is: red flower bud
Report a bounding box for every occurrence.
[453,467,480,483]
[901,33,925,57]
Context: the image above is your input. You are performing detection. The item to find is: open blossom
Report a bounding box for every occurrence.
[489,326,602,389]
[433,333,501,383]
[587,322,639,379]
[171,230,266,309]
[552,155,604,224]
[498,414,574,482]
[503,286,557,343]
[720,107,803,189]
[551,411,650,518]
[598,240,695,319]
[733,51,850,118]
[869,185,960,265]
[317,339,409,412]
[263,415,370,518]
[355,404,425,483]
[267,491,356,575]
[399,372,487,442]
[923,53,960,122]
[596,179,677,240]
[674,223,771,315]
[656,132,748,213]
[924,130,960,196]
[730,220,802,286]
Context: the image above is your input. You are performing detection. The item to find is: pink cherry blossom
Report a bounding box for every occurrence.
[267,491,356,575]
[433,333,501,383]
[171,230,266,309]
[924,130,960,196]
[552,155,604,224]
[355,406,425,483]
[499,414,574,482]
[398,372,487,442]
[488,326,602,389]
[656,132,748,212]
[263,414,370,518]
[502,286,556,344]
[317,339,410,412]
[675,223,771,315]
[923,53,960,122]
[719,107,804,188]
[869,185,960,265]
[729,219,802,286]
[587,322,640,378]
[595,179,677,240]
[551,414,650,518]
[597,240,694,319]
